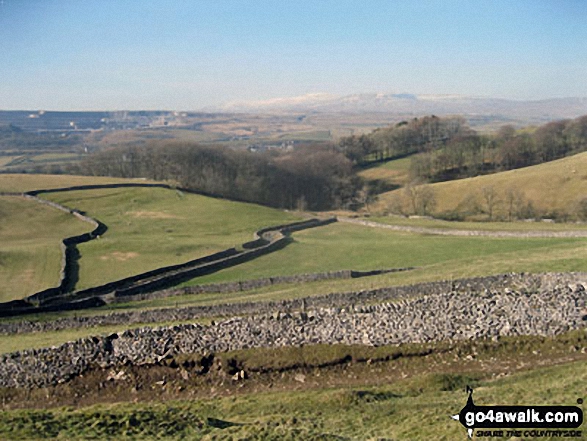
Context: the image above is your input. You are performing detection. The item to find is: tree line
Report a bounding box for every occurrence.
[337,114,587,184]
[77,142,362,211]
[338,115,468,164]
[409,115,587,182]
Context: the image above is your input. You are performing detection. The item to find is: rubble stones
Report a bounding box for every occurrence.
[3,272,585,335]
[0,273,585,389]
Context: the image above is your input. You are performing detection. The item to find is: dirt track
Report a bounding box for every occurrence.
[339,217,587,238]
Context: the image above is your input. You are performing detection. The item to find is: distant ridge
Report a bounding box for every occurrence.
[217,93,587,122]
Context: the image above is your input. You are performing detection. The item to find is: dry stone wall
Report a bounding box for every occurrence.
[0,183,336,317]
[0,275,585,388]
[2,272,585,335]
[111,267,413,303]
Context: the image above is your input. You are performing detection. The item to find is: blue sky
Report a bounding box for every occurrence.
[0,0,586,110]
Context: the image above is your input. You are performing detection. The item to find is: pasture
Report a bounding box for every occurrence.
[190,222,587,285]
[357,156,412,187]
[0,196,90,301]
[367,215,587,231]
[0,173,160,193]
[43,187,302,289]
[1,174,586,441]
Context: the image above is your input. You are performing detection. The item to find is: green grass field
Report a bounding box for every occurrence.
[43,187,302,289]
[1,174,586,440]
[0,196,91,301]
[377,151,587,217]
[0,173,161,193]
[27,215,580,320]
[357,156,412,187]
[187,222,587,286]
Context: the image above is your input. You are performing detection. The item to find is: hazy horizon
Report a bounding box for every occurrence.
[1,0,586,111]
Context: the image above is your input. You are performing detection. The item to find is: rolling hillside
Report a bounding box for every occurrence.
[44,187,303,289]
[377,151,587,219]
[0,175,303,299]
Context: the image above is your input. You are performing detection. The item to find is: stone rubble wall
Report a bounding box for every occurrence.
[0,276,585,389]
[2,272,585,335]
[110,267,413,304]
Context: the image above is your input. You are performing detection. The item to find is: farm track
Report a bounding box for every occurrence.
[339,217,587,238]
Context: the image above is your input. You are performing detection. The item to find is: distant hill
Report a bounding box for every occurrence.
[377,151,587,220]
[218,93,587,127]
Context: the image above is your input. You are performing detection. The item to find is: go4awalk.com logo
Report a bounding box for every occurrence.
[451,387,583,439]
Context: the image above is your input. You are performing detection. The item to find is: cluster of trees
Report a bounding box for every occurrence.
[387,183,587,222]
[338,114,587,185]
[338,116,468,164]
[410,115,587,182]
[78,142,362,211]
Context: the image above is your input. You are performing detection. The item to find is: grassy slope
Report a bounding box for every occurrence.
[187,222,587,285]
[357,156,412,187]
[44,187,302,289]
[0,173,161,193]
[377,151,587,215]
[4,218,585,353]
[0,196,91,301]
[0,351,584,440]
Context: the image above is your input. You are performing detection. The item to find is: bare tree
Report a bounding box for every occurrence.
[481,186,500,221]
[404,181,437,215]
[404,181,420,215]
[418,185,437,216]
[456,193,481,217]
[505,187,525,221]
[386,194,405,215]
[576,197,587,221]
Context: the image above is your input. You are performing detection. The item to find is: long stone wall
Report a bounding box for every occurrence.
[0,183,336,317]
[112,267,414,303]
[48,218,335,304]
[1,274,585,388]
[2,272,586,336]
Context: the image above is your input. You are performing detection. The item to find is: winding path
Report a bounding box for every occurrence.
[339,217,587,238]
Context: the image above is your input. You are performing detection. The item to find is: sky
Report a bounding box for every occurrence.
[0,0,586,110]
